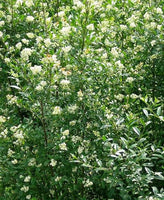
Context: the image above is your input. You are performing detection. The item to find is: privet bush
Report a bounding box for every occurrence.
[0,0,164,199]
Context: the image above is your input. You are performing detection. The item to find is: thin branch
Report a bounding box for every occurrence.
[40,100,48,146]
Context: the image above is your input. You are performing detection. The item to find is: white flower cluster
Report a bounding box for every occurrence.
[27,33,35,39]
[0,21,5,27]
[50,159,57,167]
[8,148,15,157]
[59,142,67,151]
[60,26,71,36]
[83,179,93,187]
[52,106,62,115]
[20,48,33,60]
[62,46,72,53]
[68,104,78,114]
[86,24,94,31]
[28,158,36,166]
[35,81,47,91]
[115,94,124,101]
[13,129,24,140]
[0,31,3,37]
[30,65,42,75]
[11,159,18,164]
[62,130,69,136]
[24,176,31,182]
[6,95,18,105]
[26,15,34,22]
[0,116,6,123]
[20,185,29,192]
[60,79,70,86]
[16,42,22,50]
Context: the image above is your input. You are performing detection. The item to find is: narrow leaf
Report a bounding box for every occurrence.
[132,127,140,135]
[143,109,149,117]
[157,107,162,116]
[10,85,21,90]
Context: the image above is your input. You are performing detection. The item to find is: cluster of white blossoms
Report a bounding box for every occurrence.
[13,129,24,140]
[28,158,36,166]
[127,14,138,28]
[20,185,29,192]
[20,48,33,60]
[130,93,139,99]
[115,94,124,101]
[120,24,127,31]
[86,24,94,31]
[71,135,82,143]
[0,20,5,27]
[30,65,42,75]
[60,79,70,86]
[41,54,60,65]
[73,0,84,9]
[11,159,18,164]
[44,38,51,47]
[58,11,65,18]
[16,0,34,7]
[69,120,76,126]
[6,94,18,105]
[49,189,55,196]
[8,148,15,157]
[62,46,72,53]
[22,38,29,45]
[126,77,134,83]
[99,20,109,33]
[24,176,31,182]
[50,159,57,167]
[68,104,78,114]
[0,31,3,37]
[55,176,62,182]
[77,90,83,100]
[16,42,22,50]
[0,116,6,123]
[52,106,62,115]
[115,60,124,70]
[26,195,31,200]
[60,25,71,36]
[62,130,69,136]
[78,146,84,154]
[26,15,34,22]
[59,142,67,151]
[111,47,119,57]
[27,32,35,39]
[83,179,93,187]
[35,81,47,91]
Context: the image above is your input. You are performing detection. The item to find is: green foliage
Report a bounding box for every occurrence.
[0,0,164,199]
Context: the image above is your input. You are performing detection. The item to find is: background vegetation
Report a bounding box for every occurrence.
[0,0,164,199]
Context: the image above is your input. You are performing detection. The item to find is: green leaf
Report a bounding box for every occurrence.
[70,160,81,163]
[154,172,164,181]
[152,187,158,195]
[146,121,151,126]
[138,138,146,144]
[145,167,151,174]
[157,107,162,116]
[10,85,21,90]
[102,135,107,141]
[95,167,108,171]
[81,163,93,168]
[132,127,140,135]
[143,109,149,117]
[116,118,124,125]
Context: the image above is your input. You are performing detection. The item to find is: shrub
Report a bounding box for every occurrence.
[0,0,163,199]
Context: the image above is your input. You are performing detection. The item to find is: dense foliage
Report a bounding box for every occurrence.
[0,0,164,199]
